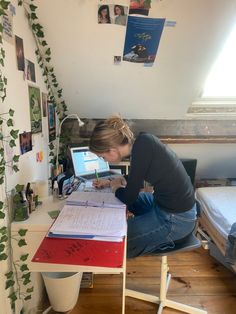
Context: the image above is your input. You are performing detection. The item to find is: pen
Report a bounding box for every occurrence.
[95,169,99,182]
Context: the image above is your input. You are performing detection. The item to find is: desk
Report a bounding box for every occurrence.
[11,196,127,314]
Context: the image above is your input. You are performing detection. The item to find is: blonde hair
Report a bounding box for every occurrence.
[89,115,134,153]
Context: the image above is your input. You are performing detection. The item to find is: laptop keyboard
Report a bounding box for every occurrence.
[84,171,112,180]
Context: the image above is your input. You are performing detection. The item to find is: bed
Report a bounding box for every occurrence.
[195,186,236,273]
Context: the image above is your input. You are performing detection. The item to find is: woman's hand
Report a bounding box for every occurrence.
[92,179,111,189]
[110,176,127,193]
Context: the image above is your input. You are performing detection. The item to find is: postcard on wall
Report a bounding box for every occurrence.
[48,102,56,142]
[2,10,14,44]
[42,92,48,117]
[123,16,165,65]
[129,0,151,16]
[28,86,42,134]
[98,4,128,26]
[19,132,32,155]
[15,35,25,71]
[24,59,36,82]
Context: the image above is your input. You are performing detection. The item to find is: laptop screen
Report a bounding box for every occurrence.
[70,147,109,177]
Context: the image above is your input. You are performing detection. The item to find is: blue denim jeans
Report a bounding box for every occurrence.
[127,192,197,258]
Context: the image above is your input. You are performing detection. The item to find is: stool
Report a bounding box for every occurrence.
[126,233,207,314]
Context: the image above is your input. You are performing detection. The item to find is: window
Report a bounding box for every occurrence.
[203,23,236,98]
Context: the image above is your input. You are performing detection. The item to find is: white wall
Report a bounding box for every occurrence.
[35,0,236,119]
[1,1,51,313]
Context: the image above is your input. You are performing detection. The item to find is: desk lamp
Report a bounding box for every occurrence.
[55,114,84,174]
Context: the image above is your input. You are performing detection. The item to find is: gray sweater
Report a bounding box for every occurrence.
[115,132,195,213]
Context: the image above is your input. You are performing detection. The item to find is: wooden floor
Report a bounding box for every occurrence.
[49,248,236,314]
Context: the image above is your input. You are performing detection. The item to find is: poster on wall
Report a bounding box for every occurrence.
[41,92,48,117]
[48,102,56,142]
[15,35,25,71]
[19,132,32,155]
[129,0,152,16]
[123,16,165,64]
[98,4,128,26]
[24,59,36,82]
[28,86,42,133]
[2,10,14,44]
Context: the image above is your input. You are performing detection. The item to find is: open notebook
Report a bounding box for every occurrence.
[48,191,127,242]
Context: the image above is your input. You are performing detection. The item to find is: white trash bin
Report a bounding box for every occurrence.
[42,272,82,312]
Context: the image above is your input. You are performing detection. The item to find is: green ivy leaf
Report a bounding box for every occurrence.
[13,194,21,203]
[0,253,7,260]
[0,243,5,252]
[0,1,10,10]
[0,176,4,185]
[5,271,13,279]
[20,254,29,262]
[18,1,23,6]
[26,286,34,293]
[9,139,16,148]
[8,109,14,116]
[0,201,3,210]
[18,239,27,247]
[5,279,15,289]
[18,229,27,236]
[15,184,24,193]
[0,166,5,175]
[30,12,37,20]
[0,234,8,242]
[0,147,4,155]
[12,155,20,162]
[0,226,7,234]
[22,272,30,280]
[6,118,13,127]
[45,48,51,56]
[12,165,19,173]
[24,295,32,301]
[29,4,37,11]
[8,292,17,302]
[20,264,29,272]
[0,211,5,219]
[10,129,19,139]
[23,278,31,285]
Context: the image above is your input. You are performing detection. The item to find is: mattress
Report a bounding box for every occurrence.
[196,186,236,240]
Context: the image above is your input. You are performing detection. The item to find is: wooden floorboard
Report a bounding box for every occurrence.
[48,248,236,314]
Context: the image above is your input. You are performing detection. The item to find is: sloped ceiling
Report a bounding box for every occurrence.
[35,0,236,119]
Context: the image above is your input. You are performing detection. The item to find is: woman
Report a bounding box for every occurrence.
[98,5,111,24]
[89,116,196,258]
[114,5,127,26]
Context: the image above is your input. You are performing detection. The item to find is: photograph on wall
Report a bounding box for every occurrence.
[114,56,122,65]
[2,10,14,44]
[28,86,42,133]
[19,132,32,155]
[41,92,48,117]
[123,16,165,64]
[129,0,152,16]
[48,102,56,142]
[24,59,36,82]
[98,4,128,26]
[15,35,25,71]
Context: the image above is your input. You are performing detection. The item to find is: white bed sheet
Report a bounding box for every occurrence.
[196,186,236,239]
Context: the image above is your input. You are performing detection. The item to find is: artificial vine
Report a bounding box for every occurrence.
[0,1,35,312]
[18,0,68,166]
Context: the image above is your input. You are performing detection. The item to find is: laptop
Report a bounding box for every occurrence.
[70,146,119,181]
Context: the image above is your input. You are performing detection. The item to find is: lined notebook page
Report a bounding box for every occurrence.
[49,205,127,238]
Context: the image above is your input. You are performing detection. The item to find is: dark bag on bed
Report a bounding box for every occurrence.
[225,222,236,264]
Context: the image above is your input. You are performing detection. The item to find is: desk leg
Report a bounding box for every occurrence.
[122,268,126,314]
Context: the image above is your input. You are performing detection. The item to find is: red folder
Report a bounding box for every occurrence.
[32,237,125,268]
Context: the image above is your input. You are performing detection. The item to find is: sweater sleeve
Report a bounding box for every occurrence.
[115,134,153,205]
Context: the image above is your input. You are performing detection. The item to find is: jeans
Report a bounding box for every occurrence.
[127,192,197,258]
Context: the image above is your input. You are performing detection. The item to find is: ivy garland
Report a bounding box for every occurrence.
[0,0,68,312]
[18,0,68,166]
